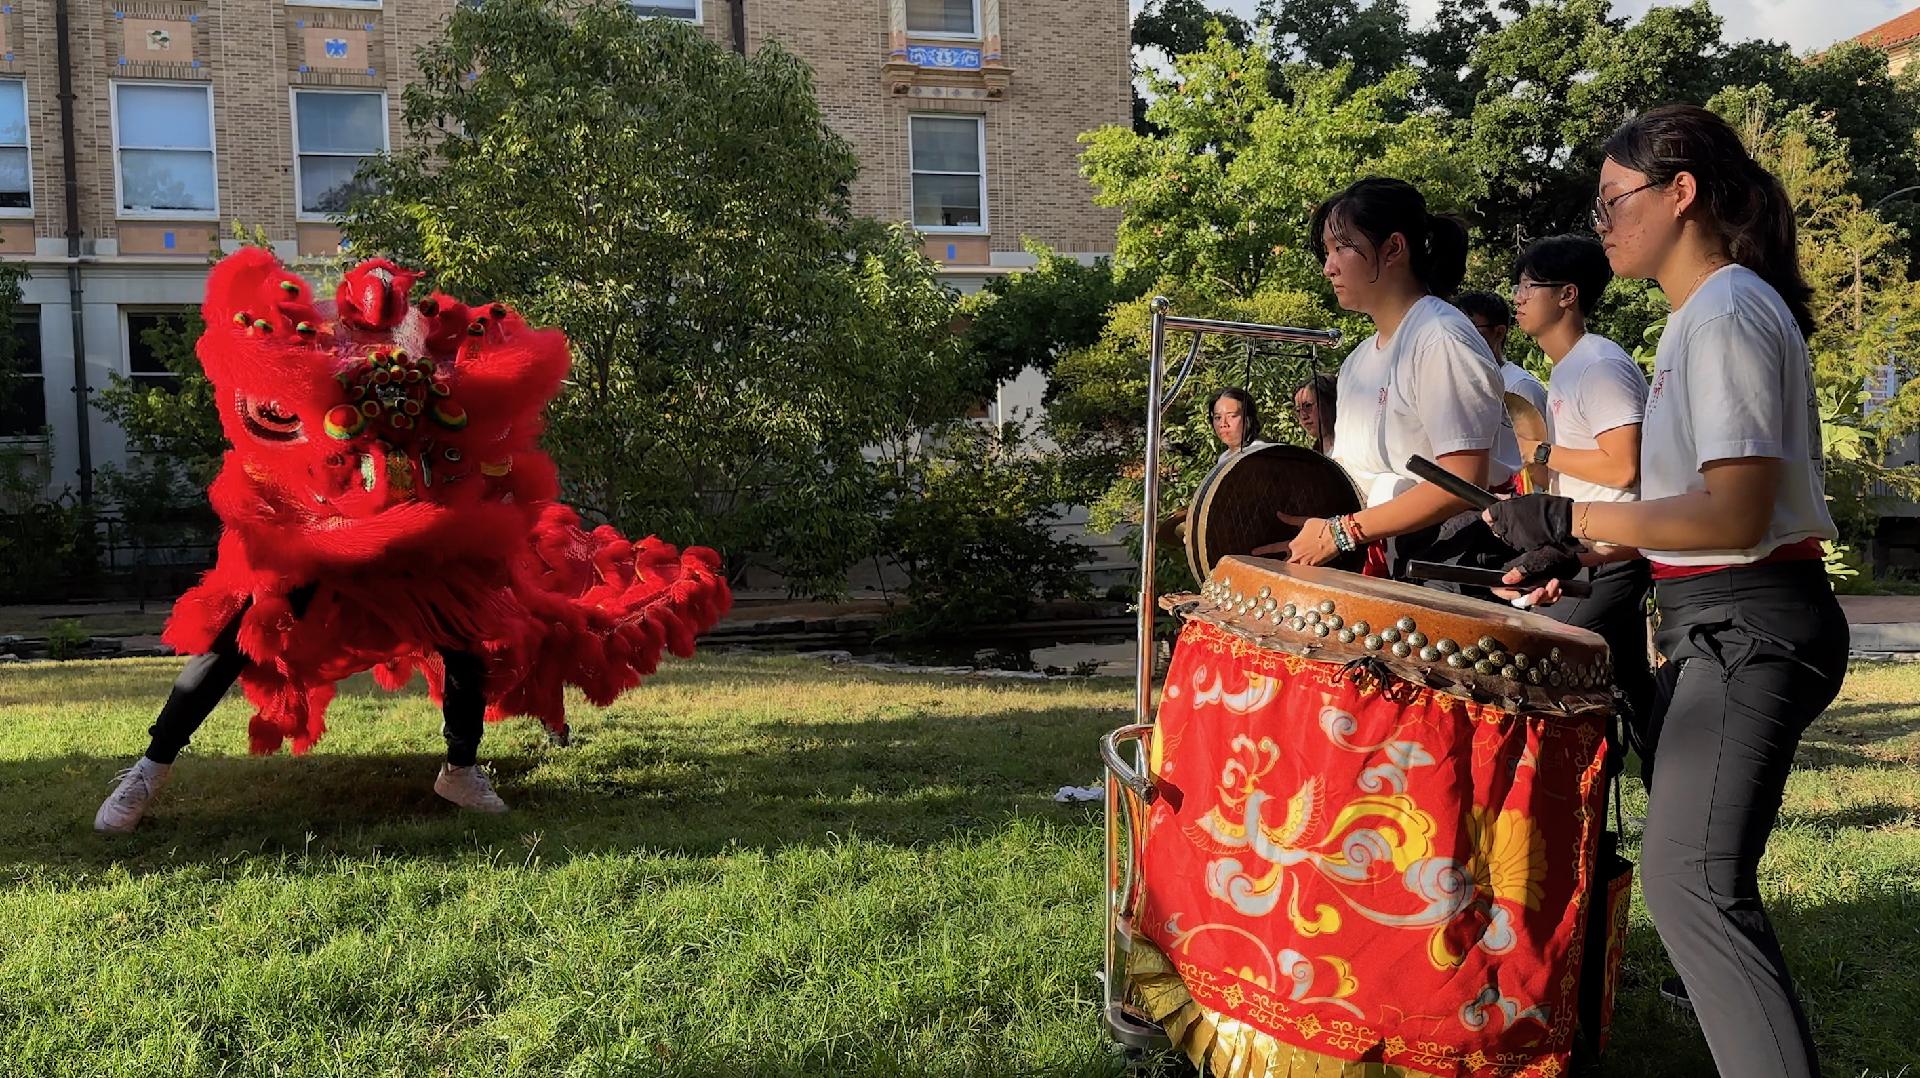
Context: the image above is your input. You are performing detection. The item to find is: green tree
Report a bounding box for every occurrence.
[1460,0,1735,250]
[1132,0,1251,132]
[1707,87,1920,544]
[1081,31,1479,302]
[959,241,1134,395]
[344,0,975,595]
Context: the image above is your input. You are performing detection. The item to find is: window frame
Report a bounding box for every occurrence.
[109,80,219,221]
[630,0,703,24]
[904,0,981,40]
[0,307,46,438]
[0,77,32,218]
[908,114,988,235]
[121,308,194,397]
[289,87,390,223]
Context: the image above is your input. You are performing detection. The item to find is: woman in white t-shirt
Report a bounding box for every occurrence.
[1260,176,1508,577]
[1485,106,1844,1078]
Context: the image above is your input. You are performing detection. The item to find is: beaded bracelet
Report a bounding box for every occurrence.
[1328,515,1356,554]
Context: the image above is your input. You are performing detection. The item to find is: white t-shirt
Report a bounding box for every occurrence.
[1331,296,1510,508]
[1491,363,1548,481]
[1216,439,1274,465]
[1639,265,1836,565]
[1546,334,1647,504]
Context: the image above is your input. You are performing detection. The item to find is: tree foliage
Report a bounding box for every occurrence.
[343,0,979,595]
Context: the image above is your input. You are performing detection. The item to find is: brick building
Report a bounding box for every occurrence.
[1857,5,1920,76]
[0,0,1128,503]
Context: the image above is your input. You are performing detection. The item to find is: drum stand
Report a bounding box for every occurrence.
[1101,298,1341,1051]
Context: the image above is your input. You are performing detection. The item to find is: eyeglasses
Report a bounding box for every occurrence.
[1591,181,1659,231]
[1512,279,1570,297]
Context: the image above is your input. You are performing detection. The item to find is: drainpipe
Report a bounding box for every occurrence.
[729,0,746,54]
[54,0,92,505]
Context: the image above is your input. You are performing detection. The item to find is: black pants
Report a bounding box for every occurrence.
[145,586,488,767]
[1641,560,1848,1078]
[1542,558,1655,767]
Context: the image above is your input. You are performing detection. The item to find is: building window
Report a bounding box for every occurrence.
[113,83,217,217]
[631,0,700,21]
[906,0,978,37]
[909,115,986,232]
[0,309,44,437]
[0,80,29,212]
[292,90,388,219]
[125,311,192,395]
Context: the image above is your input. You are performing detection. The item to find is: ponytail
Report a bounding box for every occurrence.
[1603,105,1814,338]
[1307,177,1471,299]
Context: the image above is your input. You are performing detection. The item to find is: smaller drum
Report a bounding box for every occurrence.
[1184,444,1363,582]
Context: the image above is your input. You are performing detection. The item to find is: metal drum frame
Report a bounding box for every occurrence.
[1101,298,1341,1050]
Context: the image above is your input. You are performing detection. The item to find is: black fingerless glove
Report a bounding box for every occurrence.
[1501,544,1584,590]
[1484,493,1576,552]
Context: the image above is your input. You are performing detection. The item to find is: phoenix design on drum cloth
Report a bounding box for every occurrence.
[163,248,732,754]
[1132,620,1608,1078]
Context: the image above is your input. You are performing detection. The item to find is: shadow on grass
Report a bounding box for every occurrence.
[1577,883,1920,1078]
[7,699,1121,878]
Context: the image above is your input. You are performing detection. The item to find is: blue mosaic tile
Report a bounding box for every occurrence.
[163,231,176,250]
[363,22,373,31]
[365,67,375,76]
[299,64,309,73]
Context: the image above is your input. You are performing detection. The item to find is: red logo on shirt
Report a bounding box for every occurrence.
[1377,388,1388,406]
[1649,369,1669,406]
[1551,399,1564,415]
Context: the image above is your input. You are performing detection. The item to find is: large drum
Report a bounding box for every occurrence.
[1125,557,1624,1078]
[1185,444,1364,582]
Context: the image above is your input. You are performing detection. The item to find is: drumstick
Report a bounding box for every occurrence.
[1403,560,1594,599]
[1404,455,1499,510]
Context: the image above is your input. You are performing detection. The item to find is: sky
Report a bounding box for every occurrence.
[1129,0,1916,54]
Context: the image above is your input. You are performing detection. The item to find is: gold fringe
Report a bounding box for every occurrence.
[1128,937,1436,1078]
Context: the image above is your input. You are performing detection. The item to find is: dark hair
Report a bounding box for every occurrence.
[1603,104,1813,338]
[1294,373,1338,452]
[1512,234,1613,318]
[1206,387,1261,445]
[1308,177,1471,299]
[1451,290,1512,328]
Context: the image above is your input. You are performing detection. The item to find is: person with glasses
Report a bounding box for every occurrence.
[1485,105,1844,1078]
[1291,373,1338,455]
[1260,176,1509,579]
[1454,290,1548,492]
[1507,234,1655,762]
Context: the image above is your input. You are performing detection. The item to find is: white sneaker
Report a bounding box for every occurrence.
[434,763,509,813]
[94,757,173,833]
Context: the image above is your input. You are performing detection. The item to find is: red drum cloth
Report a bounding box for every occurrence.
[1132,619,1610,1078]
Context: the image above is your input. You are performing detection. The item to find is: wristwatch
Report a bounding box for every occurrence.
[1530,442,1553,466]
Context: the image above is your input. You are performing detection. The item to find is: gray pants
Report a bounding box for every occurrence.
[1643,560,1848,1078]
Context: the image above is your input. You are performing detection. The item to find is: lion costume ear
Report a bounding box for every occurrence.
[197,248,335,401]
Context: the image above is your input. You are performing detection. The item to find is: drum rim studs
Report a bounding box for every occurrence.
[1418,646,1440,662]
[1350,620,1370,636]
[1380,627,1401,644]
[1407,631,1427,648]
[1337,629,1357,644]
[1397,616,1418,633]
[1391,641,1412,658]
[1363,634,1383,651]
[1319,600,1337,615]
[1436,638,1458,655]
[1314,624,1331,638]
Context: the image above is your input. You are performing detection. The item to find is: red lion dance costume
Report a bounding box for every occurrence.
[95,248,730,831]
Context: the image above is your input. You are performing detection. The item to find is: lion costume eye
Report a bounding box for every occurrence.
[238,395,304,443]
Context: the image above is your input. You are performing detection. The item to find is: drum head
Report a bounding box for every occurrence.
[1186,444,1364,580]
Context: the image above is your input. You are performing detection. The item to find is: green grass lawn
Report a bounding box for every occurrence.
[1,654,1917,1077]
